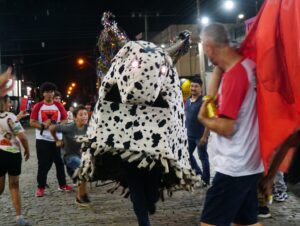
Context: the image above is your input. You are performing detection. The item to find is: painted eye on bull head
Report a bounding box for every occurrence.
[161,65,168,75]
[130,59,140,68]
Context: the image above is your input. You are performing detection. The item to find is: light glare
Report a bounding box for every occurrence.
[238,13,245,19]
[201,17,210,25]
[161,65,168,75]
[131,59,139,68]
[224,0,234,10]
[77,58,84,65]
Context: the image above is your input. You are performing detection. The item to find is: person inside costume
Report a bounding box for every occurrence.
[76,12,199,226]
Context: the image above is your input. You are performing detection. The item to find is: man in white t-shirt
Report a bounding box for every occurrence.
[67,106,74,123]
[30,82,72,197]
[0,95,31,226]
[198,23,264,226]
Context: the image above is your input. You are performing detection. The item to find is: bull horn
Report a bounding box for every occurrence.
[165,30,191,64]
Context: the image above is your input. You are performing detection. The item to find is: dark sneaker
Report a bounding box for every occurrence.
[16,216,31,226]
[75,194,91,207]
[195,179,208,188]
[148,203,156,215]
[58,184,73,192]
[201,176,210,187]
[35,187,45,197]
[258,206,271,218]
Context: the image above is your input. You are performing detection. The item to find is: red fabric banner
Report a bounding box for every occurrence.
[240,0,300,171]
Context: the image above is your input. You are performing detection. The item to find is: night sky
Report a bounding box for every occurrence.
[0,0,263,100]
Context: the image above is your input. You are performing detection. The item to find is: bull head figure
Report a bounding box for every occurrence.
[77,12,198,191]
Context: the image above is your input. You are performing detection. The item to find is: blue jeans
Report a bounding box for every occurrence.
[188,138,210,184]
[274,171,287,193]
[64,155,81,178]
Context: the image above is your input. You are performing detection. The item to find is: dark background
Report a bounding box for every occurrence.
[0,0,263,102]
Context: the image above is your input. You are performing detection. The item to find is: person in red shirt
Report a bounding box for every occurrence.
[30,82,72,197]
[198,23,263,226]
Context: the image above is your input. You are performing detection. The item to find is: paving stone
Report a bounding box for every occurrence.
[0,128,299,226]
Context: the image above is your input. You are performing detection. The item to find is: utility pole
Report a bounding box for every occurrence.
[196,0,200,19]
[144,13,148,41]
[196,0,207,94]
[131,12,160,41]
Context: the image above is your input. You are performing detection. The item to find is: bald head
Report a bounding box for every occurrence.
[201,23,229,47]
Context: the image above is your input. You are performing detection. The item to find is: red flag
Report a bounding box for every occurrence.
[240,0,300,171]
[20,97,29,112]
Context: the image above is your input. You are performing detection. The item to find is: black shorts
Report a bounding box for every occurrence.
[201,172,261,226]
[0,149,22,176]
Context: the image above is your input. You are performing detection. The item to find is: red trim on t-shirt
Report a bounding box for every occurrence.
[218,62,249,120]
[54,102,67,120]
[30,102,44,120]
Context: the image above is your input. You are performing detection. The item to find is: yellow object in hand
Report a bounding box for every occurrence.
[202,95,218,118]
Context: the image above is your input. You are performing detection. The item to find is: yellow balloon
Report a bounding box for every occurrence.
[181,79,191,100]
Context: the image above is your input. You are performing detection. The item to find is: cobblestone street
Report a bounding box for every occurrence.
[1,128,300,226]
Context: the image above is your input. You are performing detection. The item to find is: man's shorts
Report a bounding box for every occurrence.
[201,172,261,226]
[0,149,22,177]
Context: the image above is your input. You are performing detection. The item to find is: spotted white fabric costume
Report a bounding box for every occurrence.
[77,37,198,190]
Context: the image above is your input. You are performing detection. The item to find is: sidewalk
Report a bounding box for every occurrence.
[0,128,299,226]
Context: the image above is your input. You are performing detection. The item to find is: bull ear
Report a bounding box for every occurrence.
[165,30,191,64]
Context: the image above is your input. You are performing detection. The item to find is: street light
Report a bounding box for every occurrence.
[201,16,210,25]
[77,58,85,66]
[236,13,245,24]
[238,13,245,19]
[71,83,76,87]
[224,0,234,10]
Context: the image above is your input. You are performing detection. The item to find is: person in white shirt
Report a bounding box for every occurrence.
[67,106,74,123]
[0,95,31,226]
[198,23,263,226]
